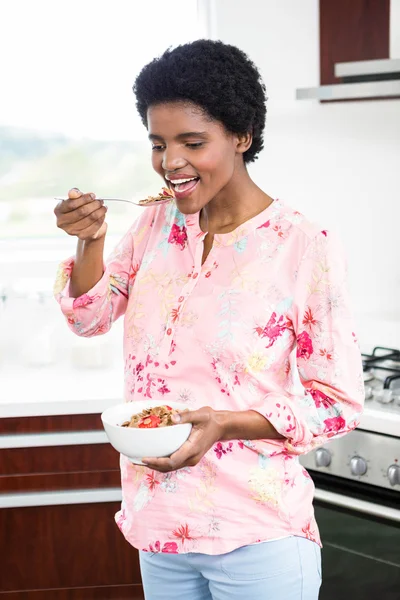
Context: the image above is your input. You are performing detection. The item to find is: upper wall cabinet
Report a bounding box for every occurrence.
[297,0,400,101]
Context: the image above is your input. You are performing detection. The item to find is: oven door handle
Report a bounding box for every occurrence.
[314,488,400,523]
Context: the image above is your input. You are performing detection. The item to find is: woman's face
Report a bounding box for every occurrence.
[147,102,245,215]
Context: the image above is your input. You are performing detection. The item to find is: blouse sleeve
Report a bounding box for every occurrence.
[53,208,155,338]
[256,230,364,455]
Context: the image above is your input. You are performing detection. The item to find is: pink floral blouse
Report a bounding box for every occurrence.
[55,199,364,554]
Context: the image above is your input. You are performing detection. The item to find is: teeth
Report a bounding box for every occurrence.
[169,177,197,184]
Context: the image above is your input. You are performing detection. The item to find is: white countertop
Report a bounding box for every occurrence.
[1,364,399,438]
[358,403,400,437]
[2,401,398,436]
[0,363,123,418]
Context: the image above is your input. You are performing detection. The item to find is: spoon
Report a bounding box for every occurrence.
[54,197,173,208]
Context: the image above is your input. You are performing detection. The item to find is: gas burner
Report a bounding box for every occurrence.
[362,347,400,406]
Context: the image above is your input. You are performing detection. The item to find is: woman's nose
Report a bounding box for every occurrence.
[162,148,186,172]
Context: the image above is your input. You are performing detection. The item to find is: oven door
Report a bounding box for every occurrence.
[309,471,400,600]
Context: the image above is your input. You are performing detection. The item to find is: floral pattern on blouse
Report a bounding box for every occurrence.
[55,199,364,554]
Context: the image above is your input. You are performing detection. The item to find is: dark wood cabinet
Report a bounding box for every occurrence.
[0,414,144,599]
[0,503,143,599]
[318,0,399,101]
[320,0,391,86]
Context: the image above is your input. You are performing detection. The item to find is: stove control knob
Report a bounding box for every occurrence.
[364,385,373,400]
[350,456,368,476]
[315,448,332,468]
[373,389,394,404]
[387,464,400,486]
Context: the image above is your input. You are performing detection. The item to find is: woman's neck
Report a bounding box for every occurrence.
[200,164,273,234]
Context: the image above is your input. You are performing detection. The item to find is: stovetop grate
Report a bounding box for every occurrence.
[362,347,400,390]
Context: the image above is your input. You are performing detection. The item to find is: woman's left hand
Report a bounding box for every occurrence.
[142,407,223,473]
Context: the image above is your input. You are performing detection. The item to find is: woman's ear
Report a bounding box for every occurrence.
[236,131,253,155]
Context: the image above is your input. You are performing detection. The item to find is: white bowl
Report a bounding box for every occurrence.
[101,401,192,464]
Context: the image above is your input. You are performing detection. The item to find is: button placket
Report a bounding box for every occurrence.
[159,237,205,357]
[180,238,205,296]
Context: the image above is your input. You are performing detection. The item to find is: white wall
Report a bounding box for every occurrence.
[390,0,400,57]
[211,0,400,352]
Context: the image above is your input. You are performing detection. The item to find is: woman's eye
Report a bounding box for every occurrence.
[151,145,165,151]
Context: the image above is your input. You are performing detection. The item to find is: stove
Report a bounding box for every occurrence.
[300,348,400,598]
[300,346,400,495]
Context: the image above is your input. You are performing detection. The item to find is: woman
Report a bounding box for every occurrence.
[54,40,364,600]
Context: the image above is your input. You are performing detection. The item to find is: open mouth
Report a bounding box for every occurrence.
[168,177,200,196]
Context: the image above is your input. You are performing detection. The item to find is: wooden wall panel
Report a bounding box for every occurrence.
[0,503,142,594]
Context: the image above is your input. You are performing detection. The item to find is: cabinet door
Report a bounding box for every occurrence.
[0,502,144,599]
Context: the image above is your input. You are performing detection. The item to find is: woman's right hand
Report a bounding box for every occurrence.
[54,188,108,241]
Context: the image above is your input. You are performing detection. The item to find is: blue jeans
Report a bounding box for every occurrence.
[139,536,322,599]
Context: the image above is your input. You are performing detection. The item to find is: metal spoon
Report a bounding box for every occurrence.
[54,197,173,207]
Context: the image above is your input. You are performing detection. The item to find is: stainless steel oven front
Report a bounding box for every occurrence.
[300,428,400,600]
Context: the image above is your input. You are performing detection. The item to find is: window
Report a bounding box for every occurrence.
[0,0,203,401]
[0,0,201,240]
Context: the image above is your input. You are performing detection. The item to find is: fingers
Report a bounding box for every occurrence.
[143,433,201,472]
[173,409,204,425]
[54,186,108,241]
[64,191,101,213]
[74,204,108,229]
[142,457,175,472]
[68,187,83,200]
[73,208,108,232]
[55,190,102,217]
[58,204,108,233]
[75,217,107,241]
[141,409,217,473]
[142,452,200,473]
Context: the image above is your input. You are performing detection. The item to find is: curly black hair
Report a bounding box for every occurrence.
[133,39,267,163]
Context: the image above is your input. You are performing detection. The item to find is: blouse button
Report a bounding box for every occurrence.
[178,296,184,302]
[167,328,172,336]
[193,273,198,279]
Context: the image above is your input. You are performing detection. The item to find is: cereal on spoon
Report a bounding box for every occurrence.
[138,187,174,206]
